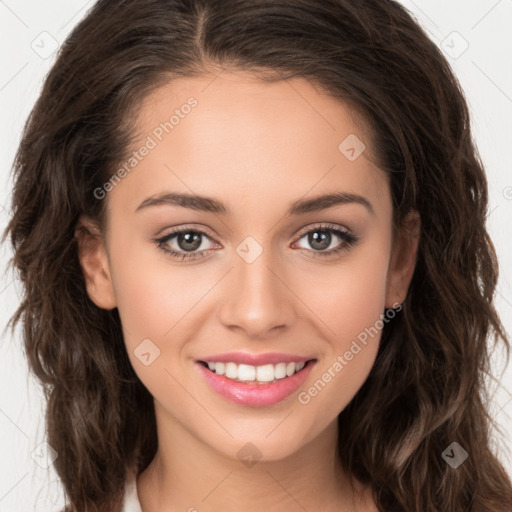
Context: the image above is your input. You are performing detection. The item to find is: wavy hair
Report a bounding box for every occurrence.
[4,0,512,510]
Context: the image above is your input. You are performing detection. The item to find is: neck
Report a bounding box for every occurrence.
[136,405,373,512]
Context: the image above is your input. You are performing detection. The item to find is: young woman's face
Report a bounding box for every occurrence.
[80,71,418,462]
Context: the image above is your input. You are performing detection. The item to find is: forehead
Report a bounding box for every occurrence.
[108,71,389,219]
[135,70,373,155]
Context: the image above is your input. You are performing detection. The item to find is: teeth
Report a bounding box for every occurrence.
[204,360,308,382]
[256,364,274,382]
[225,362,238,379]
[274,363,287,379]
[238,364,256,381]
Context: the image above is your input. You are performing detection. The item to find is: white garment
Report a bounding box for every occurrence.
[122,473,143,512]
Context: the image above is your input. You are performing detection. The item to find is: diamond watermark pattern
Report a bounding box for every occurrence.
[237,442,263,468]
[236,236,263,264]
[30,31,59,59]
[134,338,161,366]
[441,442,468,469]
[338,134,366,161]
[441,31,469,59]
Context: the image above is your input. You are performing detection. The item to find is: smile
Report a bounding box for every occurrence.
[200,360,306,383]
[196,353,317,407]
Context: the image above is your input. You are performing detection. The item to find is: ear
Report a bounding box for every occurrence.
[385,210,421,308]
[74,215,117,310]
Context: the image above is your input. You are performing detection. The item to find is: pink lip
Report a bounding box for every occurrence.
[197,352,313,366]
[196,359,316,407]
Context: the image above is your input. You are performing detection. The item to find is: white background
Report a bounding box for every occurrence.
[0,1,511,510]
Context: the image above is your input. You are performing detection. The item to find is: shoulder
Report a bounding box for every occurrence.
[122,473,143,512]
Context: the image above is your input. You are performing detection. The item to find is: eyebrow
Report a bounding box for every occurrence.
[135,191,374,216]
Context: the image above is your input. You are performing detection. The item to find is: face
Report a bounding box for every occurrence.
[77,71,419,463]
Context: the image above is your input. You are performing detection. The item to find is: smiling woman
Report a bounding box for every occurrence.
[3,1,512,511]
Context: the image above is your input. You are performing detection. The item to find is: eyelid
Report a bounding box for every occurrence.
[290,222,357,257]
[154,222,357,261]
[293,222,351,239]
[155,224,219,243]
[155,222,352,245]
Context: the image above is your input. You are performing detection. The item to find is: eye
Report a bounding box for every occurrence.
[154,226,219,262]
[154,222,358,262]
[292,223,358,258]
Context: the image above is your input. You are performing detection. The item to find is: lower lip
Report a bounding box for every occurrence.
[196,361,315,407]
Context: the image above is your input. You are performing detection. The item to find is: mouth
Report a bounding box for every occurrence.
[195,355,317,407]
[198,359,314,384]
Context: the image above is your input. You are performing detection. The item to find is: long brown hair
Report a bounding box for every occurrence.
[4,0,512,510]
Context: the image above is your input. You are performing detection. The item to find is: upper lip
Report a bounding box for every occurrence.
[197,352,316,366]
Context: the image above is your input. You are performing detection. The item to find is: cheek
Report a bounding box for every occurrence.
[295,240,390,415]
[300,237,391,350]
[106,232,195,356]
[112,266,175,343]
[109,251,202,401]
[329,258,388,346]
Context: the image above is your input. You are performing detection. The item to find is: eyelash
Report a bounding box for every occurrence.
[153,223,359,262]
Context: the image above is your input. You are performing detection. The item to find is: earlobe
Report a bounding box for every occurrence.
[74,216,117,310]
[385,210,421,308]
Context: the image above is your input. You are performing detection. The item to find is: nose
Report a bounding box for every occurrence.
[218,246,296,340]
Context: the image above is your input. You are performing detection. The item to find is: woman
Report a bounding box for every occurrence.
[4,0,512,510]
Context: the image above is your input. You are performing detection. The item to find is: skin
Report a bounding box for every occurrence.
[76,69,420,511]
